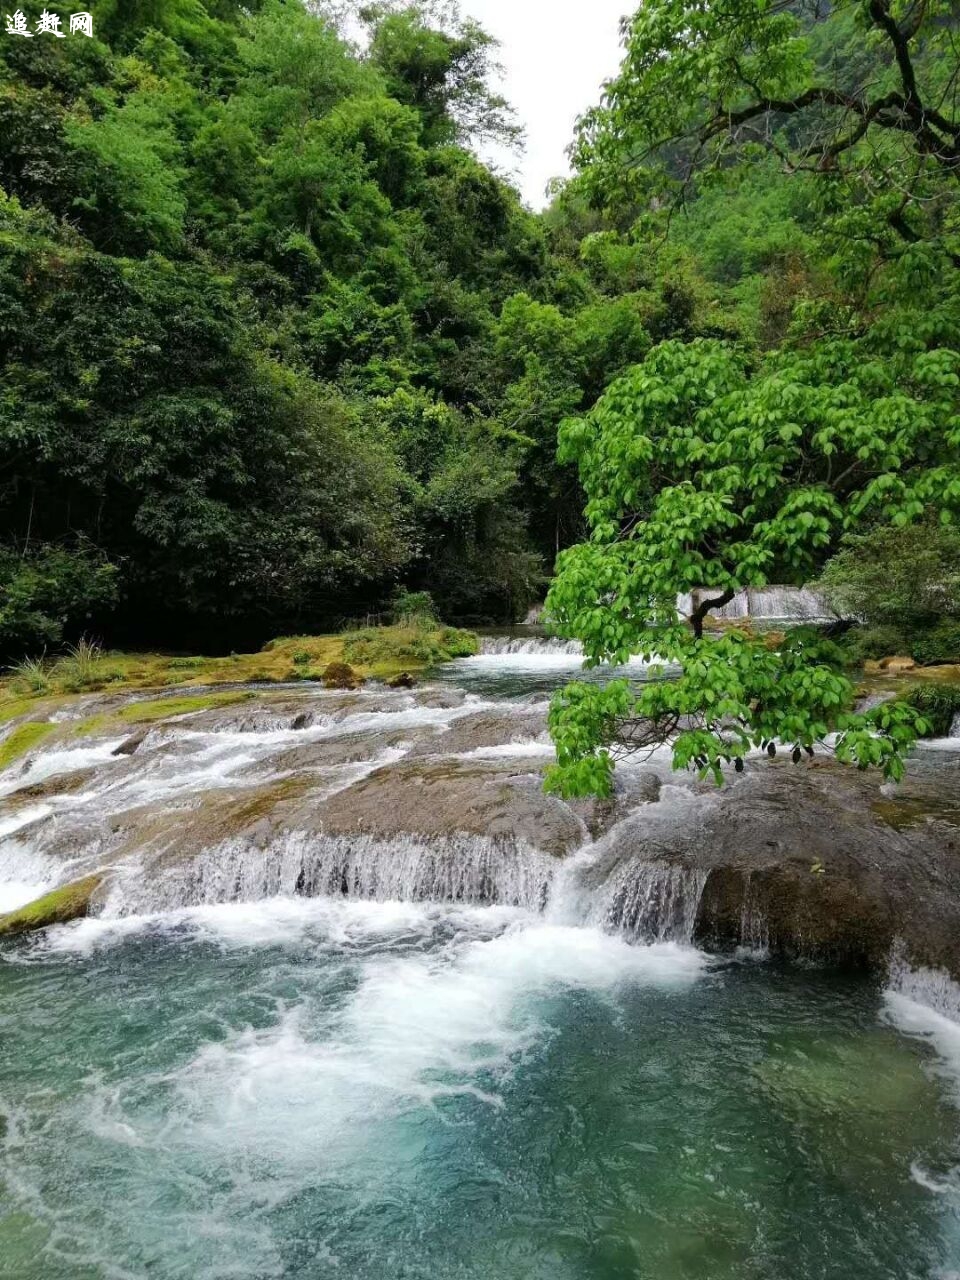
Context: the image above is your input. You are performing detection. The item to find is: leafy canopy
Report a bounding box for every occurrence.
[544,0,960,796]
[545,325,960,795]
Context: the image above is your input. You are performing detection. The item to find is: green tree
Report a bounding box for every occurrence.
[545,330,957,796]
[363,2,521,150]
[818,520,960,628]
[544,0,960,795]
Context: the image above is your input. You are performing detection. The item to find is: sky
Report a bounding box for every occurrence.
[462,0,630,208]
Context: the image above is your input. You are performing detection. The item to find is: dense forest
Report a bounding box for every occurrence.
[0,0,662,655]
[1,0,958,725]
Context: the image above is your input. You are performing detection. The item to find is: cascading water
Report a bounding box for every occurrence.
[951,711,960,739]
[479,635,584,656]
[103,832,558,917]
[4,674,960,1278]
[677,586,832,622]
[583,861,708,943]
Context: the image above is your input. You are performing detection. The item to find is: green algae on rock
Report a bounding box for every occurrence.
[0,875,103,937]
[0,721,56,771]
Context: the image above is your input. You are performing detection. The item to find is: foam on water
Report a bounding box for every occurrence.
[479,636,584,656]
[0,738,127,798]
[35,894,529,955]
[0,803,53,840]
[62,904,707,1142]
[5,893,960,1280]
[882,952,960,1163]
[0,838,63,913]
[450,740,554,760]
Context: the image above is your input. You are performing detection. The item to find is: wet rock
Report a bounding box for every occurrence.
[869,655,917,673]
[308,757,587,856]
[571,769,663,838]
[595,758,960,976]
[408,686,466,709]
[386,672,416,689]
[113,729,149,757]
[236,728,423,776]
[406,706,549,758]
[0,874,102,937]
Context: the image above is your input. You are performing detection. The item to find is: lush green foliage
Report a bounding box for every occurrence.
[820,521,960,665]
[0,0,655,659]
[819,521,960,626]
[545,0,960,794]
[903,684,960,738]
[341,622,477,667]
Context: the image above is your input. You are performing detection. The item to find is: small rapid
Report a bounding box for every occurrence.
[3,658,960,1279]
[479,634,584,656]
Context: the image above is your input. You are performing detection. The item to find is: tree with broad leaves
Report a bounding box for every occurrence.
[544,0,960,798]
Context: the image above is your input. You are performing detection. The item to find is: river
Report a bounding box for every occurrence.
[1,639,960,1279]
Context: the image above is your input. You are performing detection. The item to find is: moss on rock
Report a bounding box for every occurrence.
[0,721,56,771]
[0,875,102,937]
[322,662,363,690]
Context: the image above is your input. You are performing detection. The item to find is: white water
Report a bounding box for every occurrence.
[480,635,584,656]
[885,956,960,1110]
[101,832,559,917]
[677,586,831,622]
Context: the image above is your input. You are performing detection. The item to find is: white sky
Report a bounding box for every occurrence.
[463,0,630,207]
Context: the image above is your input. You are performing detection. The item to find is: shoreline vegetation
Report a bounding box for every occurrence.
[0,621,480,762]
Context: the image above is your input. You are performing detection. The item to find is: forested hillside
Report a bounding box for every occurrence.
[0,0,668,656]
[4,0,958,710]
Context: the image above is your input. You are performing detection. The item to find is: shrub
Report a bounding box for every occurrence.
[52,637,104,691]
[0,544,118,663]
[392,589,438,628]
[839,625,913,666]
[910,621,960,666]
[816,519,960,627]
[341,624,478,668]
[904,685,960,737]
[9,654,49,694]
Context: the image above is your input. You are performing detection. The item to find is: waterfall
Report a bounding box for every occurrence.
[677,586,831,623]
[738,874,770,953]
[480,636,584,656]
[583,861,708,944]
[101,832,558,917]
[94,830,716,948]
[951,711,960,739]
[886,947,960,1022]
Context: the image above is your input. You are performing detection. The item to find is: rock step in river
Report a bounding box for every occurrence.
[0,639,958,979]
[3,639,960,1280]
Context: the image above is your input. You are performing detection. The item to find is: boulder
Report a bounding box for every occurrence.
[386,672,416,689]
[322,662,363,690]
[309,757,587,856]
[592,758,960,975]
[870,655,917,673]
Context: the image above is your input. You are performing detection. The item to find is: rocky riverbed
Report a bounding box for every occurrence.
[1,646,959,979]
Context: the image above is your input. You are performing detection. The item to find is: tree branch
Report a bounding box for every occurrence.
[689,588,737,639]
